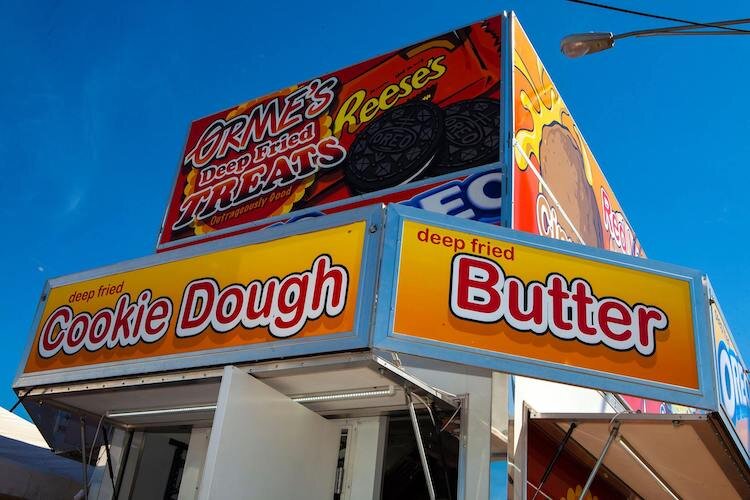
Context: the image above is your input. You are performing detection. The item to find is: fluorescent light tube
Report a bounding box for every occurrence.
[107,404,217,418]
[107,386,396,418]
[291,386,395,404]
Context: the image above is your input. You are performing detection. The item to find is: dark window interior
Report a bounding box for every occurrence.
[381,411,459,500]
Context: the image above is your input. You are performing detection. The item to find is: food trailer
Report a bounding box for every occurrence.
[12,12,750,499]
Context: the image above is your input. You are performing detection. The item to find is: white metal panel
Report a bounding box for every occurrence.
[490,372,510,500]
[177,427,211,500]
[197,366,339,500]
[130,430,191,500]
[396,353,493,500]
[90,428,129,500]
[337,417,387,500]
[113,430,147,499]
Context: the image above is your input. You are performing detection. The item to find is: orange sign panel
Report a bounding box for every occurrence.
[393,220,699,389]
[511,16,643,258]
[23,222,366,375]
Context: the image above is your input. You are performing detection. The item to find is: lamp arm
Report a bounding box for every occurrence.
[614,17,750,40]
[627,31,750,39]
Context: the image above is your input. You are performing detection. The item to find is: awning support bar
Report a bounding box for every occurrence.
[431,401,453,500]
[80,417,89,500]
[578,421,620,500]
[9,387,35,413]
[532,422,577,500]
[406,389,436,500]
[102,428,116,488]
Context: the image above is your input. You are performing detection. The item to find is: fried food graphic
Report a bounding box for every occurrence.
[539,123,603,247]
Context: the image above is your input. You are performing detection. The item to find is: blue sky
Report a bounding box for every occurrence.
[1,0,749,413]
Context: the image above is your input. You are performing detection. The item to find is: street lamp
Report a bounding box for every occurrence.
[561,17,750,58]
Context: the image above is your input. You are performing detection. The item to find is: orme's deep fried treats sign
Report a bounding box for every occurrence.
[159,16,503,249]
[23,222,365,375]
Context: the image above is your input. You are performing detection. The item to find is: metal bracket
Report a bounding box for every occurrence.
[579,421,621,500]
[406,388,436,500]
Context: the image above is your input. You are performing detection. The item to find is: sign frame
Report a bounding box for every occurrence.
[499,11,515,231]
[14,205,385,388]
[707,281,750,467]
[373,204,717,409]
[156,162,502,253]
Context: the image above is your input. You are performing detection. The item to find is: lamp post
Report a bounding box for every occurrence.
[561,17,750,58]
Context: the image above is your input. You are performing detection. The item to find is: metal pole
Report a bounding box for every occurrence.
[532,422,577,500]
[9,387,35,413]
[578,422,620,500]
[80,417,89,500]
[406,390,436,500]
[102,428,116,488]
[113,431,134,499]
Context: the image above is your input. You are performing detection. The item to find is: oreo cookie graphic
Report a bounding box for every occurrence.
[434,99,500,174]
[345,101,443,193]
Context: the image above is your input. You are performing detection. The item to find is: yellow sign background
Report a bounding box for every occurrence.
[24,222,365,374]
[512,16,643,257]
[393,220,698,389]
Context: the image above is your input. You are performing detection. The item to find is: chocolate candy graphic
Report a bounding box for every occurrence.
[344,101,444,193]
[435,98,500,174]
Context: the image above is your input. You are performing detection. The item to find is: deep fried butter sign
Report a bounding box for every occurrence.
[391,220,701,391]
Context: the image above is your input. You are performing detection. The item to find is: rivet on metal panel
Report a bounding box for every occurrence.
[369,224,378,233]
